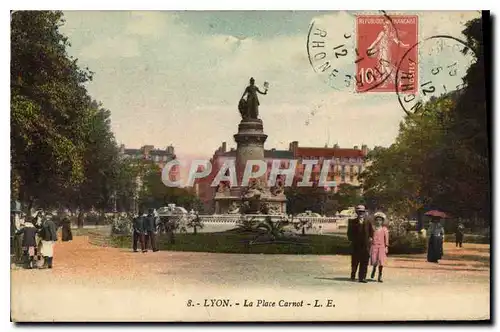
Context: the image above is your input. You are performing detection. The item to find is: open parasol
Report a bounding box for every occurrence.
[424,210,449,218]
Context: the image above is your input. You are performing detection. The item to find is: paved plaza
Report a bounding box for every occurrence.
[11,236,490,322]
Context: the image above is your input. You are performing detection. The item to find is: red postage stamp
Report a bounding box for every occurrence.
[356,15,418,93]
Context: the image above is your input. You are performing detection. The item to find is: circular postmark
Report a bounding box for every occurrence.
[395,35,477,115]
[306,11,410,93]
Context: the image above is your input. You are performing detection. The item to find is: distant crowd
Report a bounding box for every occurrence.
[11,208,73,269]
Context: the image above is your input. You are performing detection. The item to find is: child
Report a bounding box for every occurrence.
[16,220,38,269]
[370,212,389,282]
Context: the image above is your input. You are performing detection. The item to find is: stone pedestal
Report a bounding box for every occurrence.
[213,118,287,215]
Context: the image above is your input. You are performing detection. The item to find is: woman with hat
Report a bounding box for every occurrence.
[370,212,389,282]
[61,214,73,242]
[38,213,58,268]
[427,216,445,263]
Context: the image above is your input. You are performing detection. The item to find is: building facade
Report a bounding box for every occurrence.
[119,144,176,168]
[196,141,369,213]
[119,144,180,212]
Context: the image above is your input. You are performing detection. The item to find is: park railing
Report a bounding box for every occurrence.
[195,214,343,224]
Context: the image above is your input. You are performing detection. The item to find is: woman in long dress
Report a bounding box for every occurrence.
[61,216,73,242]
[370,212,389,282]
[427,217,444,263]
[241,77,267,119]
[38,214,58,268]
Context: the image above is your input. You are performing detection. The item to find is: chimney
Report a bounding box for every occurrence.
[222,142,227,153]
[289,141,299,154]
[361,144,368,156]
[166,145,175,155]
[333,143,340,149]
[119,144,125,154]
[354,145,359,150]
[142,145,154,155]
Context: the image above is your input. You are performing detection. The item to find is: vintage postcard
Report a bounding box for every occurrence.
[10,10,490,322]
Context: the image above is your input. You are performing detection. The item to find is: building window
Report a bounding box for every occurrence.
[341,165,345,182]
[350,165,354,182]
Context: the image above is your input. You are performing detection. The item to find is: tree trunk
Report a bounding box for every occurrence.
[194,226,197,235]
[302,227,305,235]
[77,211,84,229]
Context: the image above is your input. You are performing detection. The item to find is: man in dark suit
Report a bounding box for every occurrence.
[132,211,146,253]
[144,208,159,252]
[347,205,374,283]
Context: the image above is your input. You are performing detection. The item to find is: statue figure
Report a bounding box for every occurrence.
[228,202,240,214]
[243,178,266,199]
[239,77,268,119]
[271,177,285,196]
[217,181,230,195]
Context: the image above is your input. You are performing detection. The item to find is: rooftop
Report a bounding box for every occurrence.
[295,147,365,158]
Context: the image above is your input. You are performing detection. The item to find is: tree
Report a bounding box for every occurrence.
[360,17,489,222]
[64,102,123,227]
[441,17,489,220]
[333,183,363,211]
[11,11,93,210]
[138,161,202,211]
[285,187,327,215]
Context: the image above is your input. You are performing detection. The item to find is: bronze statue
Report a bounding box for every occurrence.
[239,77,268,119]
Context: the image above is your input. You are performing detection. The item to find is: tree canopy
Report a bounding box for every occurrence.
[360,17,489,222]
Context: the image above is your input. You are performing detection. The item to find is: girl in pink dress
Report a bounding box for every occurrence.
[370,212,389,282]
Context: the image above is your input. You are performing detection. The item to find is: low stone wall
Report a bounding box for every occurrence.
[197,214,341,224]
[192,214,345,235]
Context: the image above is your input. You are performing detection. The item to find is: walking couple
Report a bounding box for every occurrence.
[133,208,159,253]
[347,205,389,283]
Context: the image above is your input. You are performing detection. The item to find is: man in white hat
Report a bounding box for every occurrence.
[347,205,374,283]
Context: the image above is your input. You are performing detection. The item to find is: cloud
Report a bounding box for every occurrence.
[79,36,140,59]
[60,11,481,158]
[125,11,178,37]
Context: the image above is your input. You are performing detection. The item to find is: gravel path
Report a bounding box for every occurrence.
[11,236,490,322]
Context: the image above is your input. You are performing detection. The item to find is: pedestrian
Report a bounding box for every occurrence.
[61,215,73,242]
[455,223,465,248]
[132,211,146,253]
[33,209,45,264]
[370,212,389,282]
[347,205,374,283]
[11,202,24,264]
[427,216,445,263]
[38,214,58,269]
[16,220,38,269]
[144,208,159,252]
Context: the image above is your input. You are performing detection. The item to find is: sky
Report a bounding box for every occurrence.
[60,10,480,160]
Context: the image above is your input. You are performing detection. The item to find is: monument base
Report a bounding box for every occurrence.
[214,193,287,215]
[213,108,288,216]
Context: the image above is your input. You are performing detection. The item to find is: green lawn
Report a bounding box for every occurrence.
[110,232,353,255]
[109,231,427,255]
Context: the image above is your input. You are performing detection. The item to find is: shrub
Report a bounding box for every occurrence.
[389,232,427,254]
[444,233,490,244]
[111,215,133,235]
[85,213,100,225]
